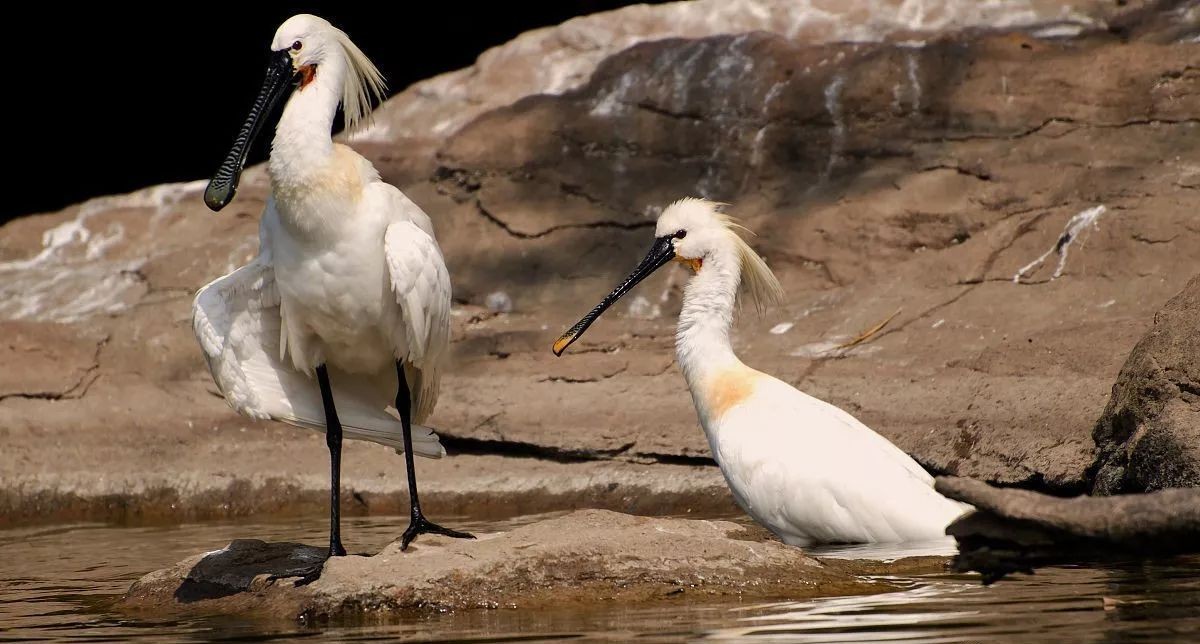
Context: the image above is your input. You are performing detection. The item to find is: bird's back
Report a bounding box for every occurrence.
[704,372,968,546]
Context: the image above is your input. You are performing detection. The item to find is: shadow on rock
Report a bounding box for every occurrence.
[174,539,325,602]
[936,477,1200,584]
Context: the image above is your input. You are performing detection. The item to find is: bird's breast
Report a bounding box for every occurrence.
[276,242,387,321]
[270,227,396,373]
[269,145,371,241]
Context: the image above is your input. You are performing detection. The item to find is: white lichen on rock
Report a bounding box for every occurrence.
[0,181,205,322]
[1013,205,1108,283]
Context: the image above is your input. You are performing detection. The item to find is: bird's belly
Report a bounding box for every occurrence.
[710,440,854,546]
[273,245,396,375]
[708,444,796,541]
[700,419,788,536]
[290,304,393,374]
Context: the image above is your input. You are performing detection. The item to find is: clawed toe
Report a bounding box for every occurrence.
[269,562,326,587]
[267,543,344,587]
[401,516,476,550]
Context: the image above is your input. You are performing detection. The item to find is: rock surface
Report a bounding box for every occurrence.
[3,2,1200,525]
[122,510,900,618]
[357,0,1153,161]
[1091,274,1200,494]
[938,476,1200,582]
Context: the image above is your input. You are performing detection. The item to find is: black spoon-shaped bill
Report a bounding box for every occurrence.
[204,50,298,212]
[552,235,676,356]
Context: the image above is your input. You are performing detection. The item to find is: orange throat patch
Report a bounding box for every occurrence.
[675,256,703,273]
[298,65,317,89]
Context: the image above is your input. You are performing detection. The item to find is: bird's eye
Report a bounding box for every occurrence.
[291,40,303,51]
[673,230,687,239]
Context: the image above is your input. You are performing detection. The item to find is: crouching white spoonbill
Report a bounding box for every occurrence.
[553,198,970,545]
[192,14,473,578]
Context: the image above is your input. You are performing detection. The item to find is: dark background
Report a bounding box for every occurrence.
[7,2,664,224]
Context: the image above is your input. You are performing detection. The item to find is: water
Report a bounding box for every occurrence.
[3,515,1200,643]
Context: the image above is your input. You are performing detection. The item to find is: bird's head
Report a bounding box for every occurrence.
[552,198,783,356]
[270,14,332,78]
[653,197,740,273]
[203,14,385,212]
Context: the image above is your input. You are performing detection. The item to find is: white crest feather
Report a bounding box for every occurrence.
[711,206,784,314]
[331,27,386,132]
[660,197,784,313]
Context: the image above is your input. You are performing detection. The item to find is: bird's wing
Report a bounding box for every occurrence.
[814,393,938,485]
[783,382,943,490]
[192,240,444,458]
[717,379,968,542]
[382,214,451,425]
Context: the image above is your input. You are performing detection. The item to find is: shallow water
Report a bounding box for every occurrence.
[3,515,1200,643]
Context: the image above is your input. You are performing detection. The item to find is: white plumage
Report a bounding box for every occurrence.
[193,14,452,459]
[702,373,969,545]
[195,12,473,559]
[556,198,970,546]
[192,208,446,458]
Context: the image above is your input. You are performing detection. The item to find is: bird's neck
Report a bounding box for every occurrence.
[676,248,744,389]
[269,59,345,187]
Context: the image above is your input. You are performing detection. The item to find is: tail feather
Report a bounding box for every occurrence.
[287,417,446,458]
[236,333,446,459]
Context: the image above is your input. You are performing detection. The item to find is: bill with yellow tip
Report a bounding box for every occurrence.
[552,234,679,356]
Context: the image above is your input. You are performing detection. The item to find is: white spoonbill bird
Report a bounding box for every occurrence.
[553,198,971,545]
[193,14,473,572]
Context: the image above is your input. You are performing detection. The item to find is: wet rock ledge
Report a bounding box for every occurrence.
[122,510,911,620]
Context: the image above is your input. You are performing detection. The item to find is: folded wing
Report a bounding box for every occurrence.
[383,215,451,424]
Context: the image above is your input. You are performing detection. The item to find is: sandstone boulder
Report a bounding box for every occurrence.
[1091,274,1200,494]
[122,510,895,618]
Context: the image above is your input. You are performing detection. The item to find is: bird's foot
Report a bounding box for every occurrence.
[401,515,475,550]
[275,563,325,587]
[268,543,345,587]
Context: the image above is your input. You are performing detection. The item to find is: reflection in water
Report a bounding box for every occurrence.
[2,516,1199,642]
[708,554,1200,643]
[805,538,959,560]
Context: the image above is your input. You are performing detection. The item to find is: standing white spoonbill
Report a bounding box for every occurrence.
[193,14,473,577]
[553,198,970,545]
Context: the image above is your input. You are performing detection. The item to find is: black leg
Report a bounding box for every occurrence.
[396,362,475,550]
[317,365,348,559]
[272,364,347,586]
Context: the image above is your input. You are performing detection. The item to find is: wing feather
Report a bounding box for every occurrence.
[192,248,445,458]
[383,217,451,424]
